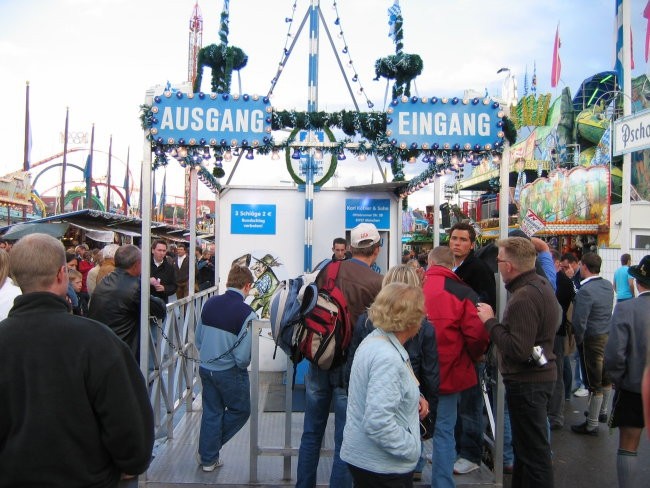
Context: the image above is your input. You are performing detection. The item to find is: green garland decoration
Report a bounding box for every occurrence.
[374,7,423,99]
[193,44,248,93]
[374,53,424,99]
[284,126,338,186]
[140,104,511,195]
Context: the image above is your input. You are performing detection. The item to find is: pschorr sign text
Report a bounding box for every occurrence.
[613,108,650,156]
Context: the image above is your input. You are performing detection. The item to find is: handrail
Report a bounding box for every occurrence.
[148,287,218,439]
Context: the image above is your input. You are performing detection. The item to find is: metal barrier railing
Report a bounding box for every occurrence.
[148,287,218,439]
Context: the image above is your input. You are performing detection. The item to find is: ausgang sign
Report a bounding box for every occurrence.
[149,91,273,146]
[386,96,504,151]
[613,108,650,156]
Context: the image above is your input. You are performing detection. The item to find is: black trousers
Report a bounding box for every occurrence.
[506,380,555,488]
[347,464,413,488]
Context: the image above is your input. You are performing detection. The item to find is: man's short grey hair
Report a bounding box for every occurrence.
[9,233,66,293]
[102,243,120,260]
[114,245,141,270]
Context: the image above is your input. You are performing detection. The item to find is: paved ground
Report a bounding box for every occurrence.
[137,379,650,488]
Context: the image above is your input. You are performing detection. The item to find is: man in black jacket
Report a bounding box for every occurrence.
[89,245,166,362]
[150,239,177,303]
[448,222,496,474]
[0,233,154,487]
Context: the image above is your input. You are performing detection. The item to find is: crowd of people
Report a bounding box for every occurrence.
[0,226,649,488]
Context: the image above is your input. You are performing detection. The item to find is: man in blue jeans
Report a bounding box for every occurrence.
[196,265,256,472]
[296,223,383,488]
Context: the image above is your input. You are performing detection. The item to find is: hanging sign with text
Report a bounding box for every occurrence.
[149,91,272,146]
[386,96,504,151]
[613,108,650,156]
[345,198,390,230]
[231,204,276,235]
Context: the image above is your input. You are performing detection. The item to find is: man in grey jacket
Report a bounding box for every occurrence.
[571,252,614,436]
[604,255,650,488]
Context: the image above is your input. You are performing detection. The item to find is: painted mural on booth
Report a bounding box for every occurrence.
[518,165,610,225]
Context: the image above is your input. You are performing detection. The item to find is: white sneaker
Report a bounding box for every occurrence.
[573,387,589,398]
[196,452,223,472]
[454,458,480,474]
[201,458,223,472]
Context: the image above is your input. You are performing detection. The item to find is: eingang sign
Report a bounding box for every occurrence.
[149,91,273,146]
[613,108,650,156]
[386,96,504,151]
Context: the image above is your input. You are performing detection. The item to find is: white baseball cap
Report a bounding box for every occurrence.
[350,223,381,248]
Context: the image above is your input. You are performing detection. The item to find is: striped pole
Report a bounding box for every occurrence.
[303,0,319,272]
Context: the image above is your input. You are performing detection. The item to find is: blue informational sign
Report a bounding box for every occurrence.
[386,96,504,151]
[346,198,390,230]
[231,204,276,235]
[150,92,273,146]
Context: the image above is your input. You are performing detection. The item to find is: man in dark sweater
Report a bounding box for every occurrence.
[0,233,154,487]
[477,237,558,488]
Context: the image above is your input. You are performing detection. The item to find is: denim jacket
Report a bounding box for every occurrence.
[340,329,420,474]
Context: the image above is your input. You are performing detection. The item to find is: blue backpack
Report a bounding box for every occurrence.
[269,260,329,364]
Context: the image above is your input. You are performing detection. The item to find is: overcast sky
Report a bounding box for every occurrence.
[0,0,647,208]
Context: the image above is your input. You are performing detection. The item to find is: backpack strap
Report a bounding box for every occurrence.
[321,260,341,291]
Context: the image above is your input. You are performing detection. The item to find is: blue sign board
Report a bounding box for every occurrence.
[231,204,276,235]
[346,198,390,230]
[150,91,272,146]
[386,96,504,151]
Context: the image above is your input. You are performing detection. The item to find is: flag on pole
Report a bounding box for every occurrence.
[523,66,529,96]
[643,0,650,63]
[531,62,537,94]
[23,82,32,171]
[85,124,94,209]
[123,147,131,207]
[551,25,561,88]
[158,170,166,220]
[387,0,401,39]
[106,135,112,212]
[60,107,69,213]
[152,170,157,211]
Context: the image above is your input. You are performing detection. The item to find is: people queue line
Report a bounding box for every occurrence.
[0,227,648,488]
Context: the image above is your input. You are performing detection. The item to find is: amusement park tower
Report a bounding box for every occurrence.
[188,2,203,87]
[183,2,203,225]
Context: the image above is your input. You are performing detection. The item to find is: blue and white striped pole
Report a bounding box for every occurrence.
[304,0,320,272]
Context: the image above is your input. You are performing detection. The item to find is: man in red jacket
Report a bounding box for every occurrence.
[423,246,489,488]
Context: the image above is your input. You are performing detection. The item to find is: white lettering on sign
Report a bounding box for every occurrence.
[160,107,265,133]
[399,112,490,136]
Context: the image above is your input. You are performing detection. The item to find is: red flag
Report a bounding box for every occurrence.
[632,0,650,63]
[551,25,561,88]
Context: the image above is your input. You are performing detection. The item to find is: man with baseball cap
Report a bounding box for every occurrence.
[296,222,384,488]
[605,255,650,487]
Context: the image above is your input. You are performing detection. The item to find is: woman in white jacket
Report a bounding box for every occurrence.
[341,282,429,488]
[0,249,21,320]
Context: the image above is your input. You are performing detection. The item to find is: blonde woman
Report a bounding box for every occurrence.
[0,249,21,320]
[341,282,429,488]
[345,264,439,481]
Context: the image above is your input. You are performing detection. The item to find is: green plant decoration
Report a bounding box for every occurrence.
[193,44,248,94]
[373,5,423,99]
